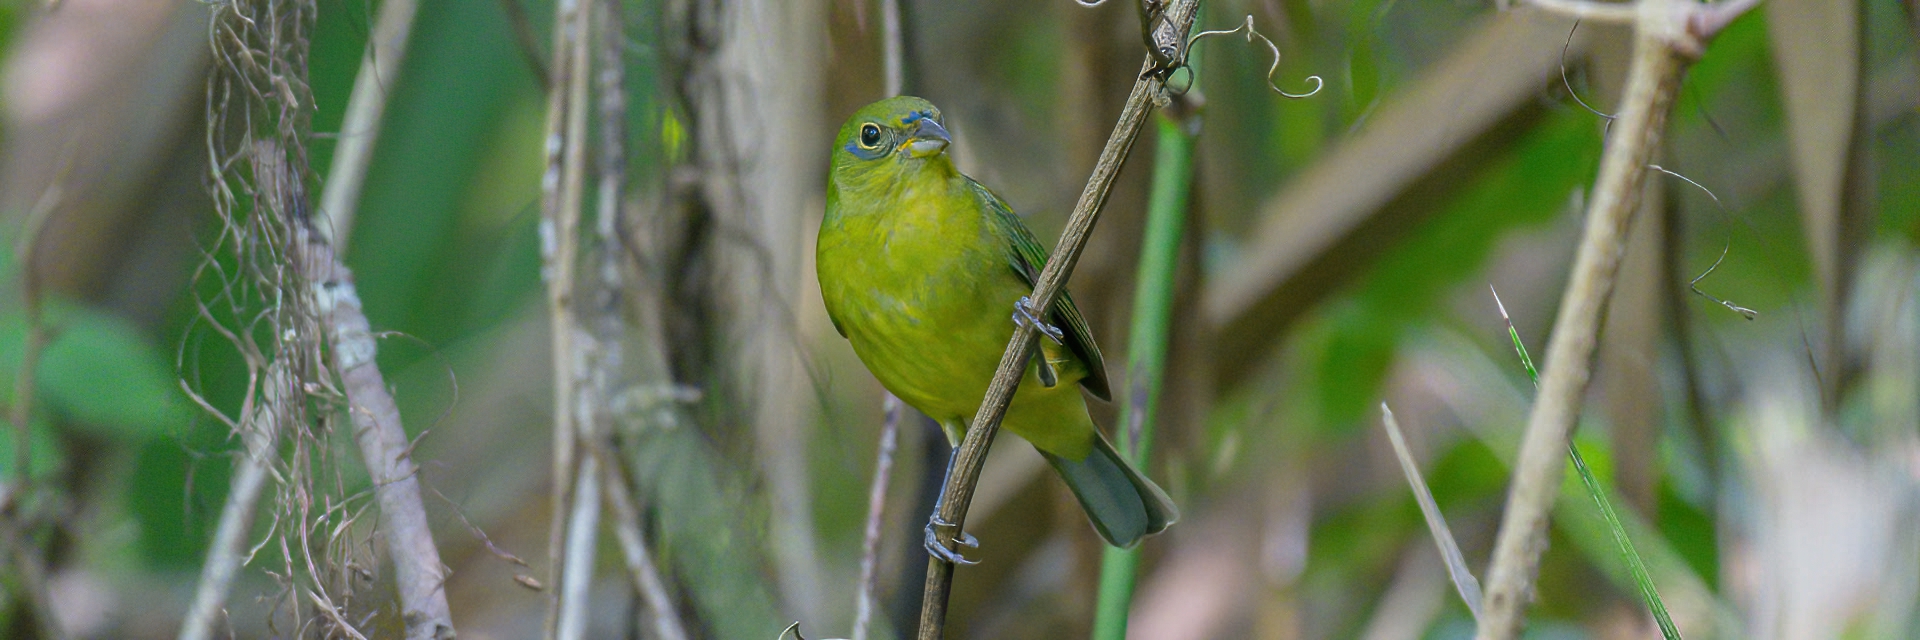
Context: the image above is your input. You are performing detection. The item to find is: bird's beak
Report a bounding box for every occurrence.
[904,117,950,158]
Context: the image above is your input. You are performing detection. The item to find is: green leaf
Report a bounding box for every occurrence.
[0,416,63,480]
[35,304,189,439]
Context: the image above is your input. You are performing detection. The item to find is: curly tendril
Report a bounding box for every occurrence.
[1186,15,1322,99]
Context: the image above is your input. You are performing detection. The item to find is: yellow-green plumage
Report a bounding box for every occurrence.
[818,96,1176,548]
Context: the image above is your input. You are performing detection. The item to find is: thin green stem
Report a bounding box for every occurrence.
[1091,107,1197,640]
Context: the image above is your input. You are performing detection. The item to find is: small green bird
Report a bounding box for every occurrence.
[817,96,1177,554]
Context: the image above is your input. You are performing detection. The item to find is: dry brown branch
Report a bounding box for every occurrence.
[1473,0,1758,637]
[916,1,1200,636]
[315,0,418,252]
[256,141,456,639]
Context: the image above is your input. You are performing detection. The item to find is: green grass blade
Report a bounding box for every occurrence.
[1091,104,1198,640]
[1568,443,1683,638]
[1491,286,1682,639]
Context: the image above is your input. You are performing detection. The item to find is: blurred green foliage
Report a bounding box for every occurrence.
[0,0,1912,635]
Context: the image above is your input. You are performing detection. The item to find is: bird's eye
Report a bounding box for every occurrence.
[859,123,882,149]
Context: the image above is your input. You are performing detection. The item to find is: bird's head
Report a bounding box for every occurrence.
[830,96,953,178]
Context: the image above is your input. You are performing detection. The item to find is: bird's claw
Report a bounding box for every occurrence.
[1013,296,1066,345]
[924,515,980,565]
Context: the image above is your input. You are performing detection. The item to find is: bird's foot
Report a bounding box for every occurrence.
[923,515,980,566]
[1013,296,1066,345]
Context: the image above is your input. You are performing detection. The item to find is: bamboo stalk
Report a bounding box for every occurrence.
[1090,109,1198,640]
[915,2,1201,637]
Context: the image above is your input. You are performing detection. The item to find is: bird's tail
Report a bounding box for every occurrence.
[1040,432,1179,548]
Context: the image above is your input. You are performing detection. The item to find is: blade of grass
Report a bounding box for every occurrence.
[1492,285,1680,639]
[1380,404,1484,619]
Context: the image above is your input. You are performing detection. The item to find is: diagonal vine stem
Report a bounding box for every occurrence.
[914,1,1202,637]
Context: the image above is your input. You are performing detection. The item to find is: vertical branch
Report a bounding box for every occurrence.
[5,186,61,640]
[315,0,419,252]
[554,454,600,639]
[699,0,829,619]
[597,448,691,640]
[539,0,590,635]
[917,1,1200,637]
[852,395,903,640]
[879,0,905,96]
[581,0,691,636]
[178,363,290,640]
[1475,0,1756,637]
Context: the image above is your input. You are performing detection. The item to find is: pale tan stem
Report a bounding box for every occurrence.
[177,364,289,640]
[1473,1,1696,637]
[312,249,456,640]
[1526,0,1638,23]
[316,0,419,252]
[854,395,903,640]
[596,444,692,640]
[539,0,592,636]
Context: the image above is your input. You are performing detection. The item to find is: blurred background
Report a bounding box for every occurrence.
[0,0,1915,637]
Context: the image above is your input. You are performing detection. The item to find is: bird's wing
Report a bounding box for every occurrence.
[967,178,1112,401]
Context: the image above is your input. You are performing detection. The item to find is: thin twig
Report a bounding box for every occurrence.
[554,453,601,640]
[8,177,57,493]
[916,1,1201,637]
[3,184,61,634]
[539,0,591,635]
[501,0,553,87]
[853,395,903,640]
[179,363,290,640]
[315,0,419,253]
[1472,0,1757,637]
[595,443,690,640]
[305,589,374,640]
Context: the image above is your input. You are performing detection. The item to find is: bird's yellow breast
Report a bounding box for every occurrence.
[818,163,1092,456]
